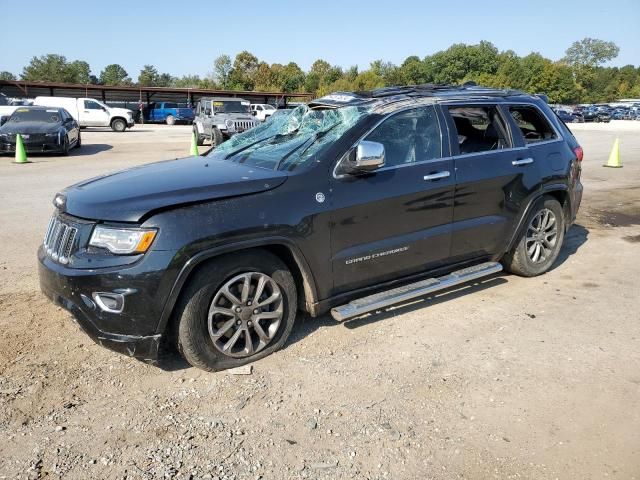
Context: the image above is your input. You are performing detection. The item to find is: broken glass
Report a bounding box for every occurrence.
[208,105,370,171]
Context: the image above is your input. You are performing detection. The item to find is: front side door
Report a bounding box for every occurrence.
[443,103,541,262]
[329,105,455,295]
[82,100,109,126]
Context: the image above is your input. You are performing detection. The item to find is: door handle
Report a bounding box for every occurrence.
[84,110,90,113]
[512,157,534,166]
[423,171,450,181]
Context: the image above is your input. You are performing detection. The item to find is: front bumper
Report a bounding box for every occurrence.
[38,246,177,362]
[1,138,65,153]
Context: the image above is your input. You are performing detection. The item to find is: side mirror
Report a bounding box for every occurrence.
[251,111,257,116]
[205,108,212,115]
[354,140,385,171]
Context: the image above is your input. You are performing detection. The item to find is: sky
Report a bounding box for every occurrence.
[1,0,639,80]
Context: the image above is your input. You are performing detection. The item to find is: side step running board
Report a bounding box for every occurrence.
[331,261,503,321]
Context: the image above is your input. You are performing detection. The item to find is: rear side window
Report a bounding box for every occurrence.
[447,106,511,154]
[508,106,557,144]
[164,102,178,109]
[365,106,443,168]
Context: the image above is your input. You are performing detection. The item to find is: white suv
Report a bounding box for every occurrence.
[250,103,276,122]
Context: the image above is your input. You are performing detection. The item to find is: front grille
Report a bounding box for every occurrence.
[233,120,257,132]
[43,216,78,265]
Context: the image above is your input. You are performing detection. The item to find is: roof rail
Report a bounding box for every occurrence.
[355,83,523,99]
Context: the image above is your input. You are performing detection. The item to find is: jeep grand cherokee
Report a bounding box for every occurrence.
[38,84,583,372]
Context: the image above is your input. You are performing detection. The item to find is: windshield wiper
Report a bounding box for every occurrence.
[222,134,280,160]
[274,122,341,170]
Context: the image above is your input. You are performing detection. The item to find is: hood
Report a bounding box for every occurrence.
[0,121,59,134]
[59,156,287,222]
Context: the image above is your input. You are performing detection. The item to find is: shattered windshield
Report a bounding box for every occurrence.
[208,105,369,171]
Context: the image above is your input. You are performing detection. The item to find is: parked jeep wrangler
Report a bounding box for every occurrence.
[39,85,583,372]
[193,97,259,147]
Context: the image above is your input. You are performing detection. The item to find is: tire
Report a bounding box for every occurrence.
[502,196,565,277]
[74,131,82,149]
[111,118,127,132]
[193,126,204,146]
[60,135,70,156]
[166,115,176,126]
[176,250,297,372]
[211,127,224,148]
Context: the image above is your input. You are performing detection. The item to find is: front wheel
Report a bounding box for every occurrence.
[210,127,224,148]
[111,118,127,132]
[502,197,565,277]
[176,250,297,372]
[193,126,204,146]
[60,135,70,156]
[74,131,82,149]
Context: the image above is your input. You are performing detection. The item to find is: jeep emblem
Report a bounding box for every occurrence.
[315,192,325,203]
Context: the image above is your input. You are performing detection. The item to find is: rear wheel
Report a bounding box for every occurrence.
[502,197,565,277]
[176,250,297,372]
[166,115,176,126]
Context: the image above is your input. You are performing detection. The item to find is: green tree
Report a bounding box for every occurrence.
[22,54,92,83]
[279,62,305,92]
[99,64,131,85]
[137,65,159,86]
[564,38,619,101]
[229,51,259,90]
[399,56,429,84]
[564,38,619,69]
[68,60,91,84]
[213,54,232,89]
[0,71,16,81]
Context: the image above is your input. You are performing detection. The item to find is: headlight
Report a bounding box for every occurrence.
[89,226,157,254]
[225,119,234,128]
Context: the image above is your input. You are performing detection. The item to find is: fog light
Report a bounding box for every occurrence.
[92,292,125,313]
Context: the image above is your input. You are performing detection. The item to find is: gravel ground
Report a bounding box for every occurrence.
[0,122,639,479]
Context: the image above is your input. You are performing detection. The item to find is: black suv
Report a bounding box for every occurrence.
[38,85,583,371]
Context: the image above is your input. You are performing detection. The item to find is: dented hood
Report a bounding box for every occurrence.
[59,156,287,222]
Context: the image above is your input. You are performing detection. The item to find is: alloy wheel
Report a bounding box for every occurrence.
[208,272,283,358]
[525,208,558,264]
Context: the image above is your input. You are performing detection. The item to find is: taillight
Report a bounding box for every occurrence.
[573,146,583,162]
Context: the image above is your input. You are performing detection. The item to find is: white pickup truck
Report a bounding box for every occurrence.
[33,97,135,132]
[250,103,276,122]
[0,93,19,120]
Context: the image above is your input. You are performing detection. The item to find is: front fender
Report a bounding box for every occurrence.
[154,237,318,335]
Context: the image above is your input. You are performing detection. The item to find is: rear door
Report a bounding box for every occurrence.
[444,103,541,262]
[329,105,455,295]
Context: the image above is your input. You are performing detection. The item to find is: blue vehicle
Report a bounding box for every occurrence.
[145,102,195,125]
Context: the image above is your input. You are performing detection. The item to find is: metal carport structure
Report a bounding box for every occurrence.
[0,80,313,110]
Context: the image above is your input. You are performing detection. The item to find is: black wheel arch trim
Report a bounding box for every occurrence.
[504,184,570,253]
[155,237,319,335]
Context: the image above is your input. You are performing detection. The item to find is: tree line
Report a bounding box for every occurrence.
[0,38,637,104]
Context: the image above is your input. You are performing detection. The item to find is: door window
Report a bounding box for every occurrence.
[447,106,511,154]
[508,106,557,143]
[84,100,103,110]
[364,107,443,168]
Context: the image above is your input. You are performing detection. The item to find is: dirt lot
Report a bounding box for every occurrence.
[0,122,639,480]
